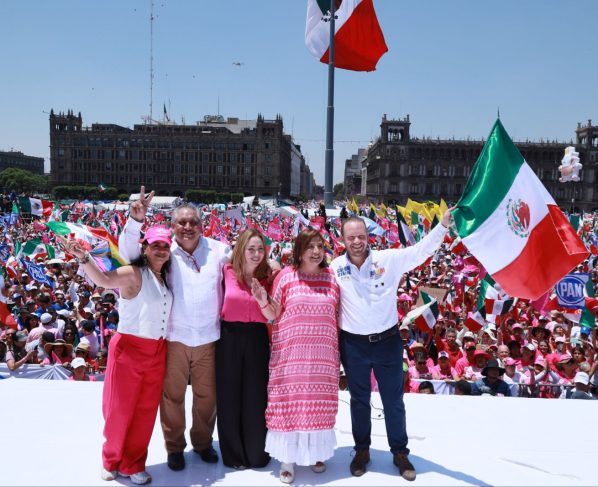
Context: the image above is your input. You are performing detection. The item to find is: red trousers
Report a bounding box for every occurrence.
[102,332,166,475]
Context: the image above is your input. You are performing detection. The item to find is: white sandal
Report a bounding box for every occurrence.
[279,462,294,484]
[311,461,326,473]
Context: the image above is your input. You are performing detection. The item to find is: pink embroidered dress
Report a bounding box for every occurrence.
[265,266,340,466]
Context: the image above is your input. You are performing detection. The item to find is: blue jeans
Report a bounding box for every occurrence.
[339,329,409,455]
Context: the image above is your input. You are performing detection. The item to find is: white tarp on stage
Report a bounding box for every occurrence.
[0,378,595,486]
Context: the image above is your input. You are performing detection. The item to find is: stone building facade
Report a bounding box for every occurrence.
[49,110,315,199]
[363,115,598,211]
[0,150,44,174]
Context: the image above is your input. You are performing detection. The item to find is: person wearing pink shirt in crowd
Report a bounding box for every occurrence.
[65,225,173,485]
[215,229,278,470]
[431,351,459,380]
[68,357,97,382]
[408,351,433,392]
[463,349,489,381]
[503,358,522,381]
[454,341,477,377]
[555,354,578,385]
[408,342,434,369]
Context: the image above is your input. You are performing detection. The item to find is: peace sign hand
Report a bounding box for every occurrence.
[130,185,154,223]
[56,235,85,259]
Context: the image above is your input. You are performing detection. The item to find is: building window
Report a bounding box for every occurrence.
[217,165,223,174]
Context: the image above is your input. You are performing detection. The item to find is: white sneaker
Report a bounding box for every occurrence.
[101,468,118,481]
[279,462,294,484]
[119,470,152,485]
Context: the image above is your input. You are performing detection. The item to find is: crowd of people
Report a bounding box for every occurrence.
[1,187,597,484]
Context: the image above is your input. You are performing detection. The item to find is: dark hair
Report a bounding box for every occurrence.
[413,351,427,364]
[292,228,327,269]
[418,381,435,394]
[340,216,367,236]
[455,380,472,395]
[80,320,96,332]
[130,242,171,289]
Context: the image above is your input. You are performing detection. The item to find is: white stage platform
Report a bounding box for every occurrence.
[1,378,595,486]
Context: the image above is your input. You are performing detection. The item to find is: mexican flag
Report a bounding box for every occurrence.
[403,291,439,332]
[46,221,127,266]
[464,310,486,332]
[17,239,56,260]
[452,120,588,300]
[18,197,53,217]
[305,0,388,72]
[484,297,515,316]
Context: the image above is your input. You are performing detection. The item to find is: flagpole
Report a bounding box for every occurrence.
[323,0,335,208]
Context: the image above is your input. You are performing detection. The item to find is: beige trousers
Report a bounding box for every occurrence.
[160,340,216,454]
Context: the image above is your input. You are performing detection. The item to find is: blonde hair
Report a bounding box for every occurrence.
[230,229,270,283]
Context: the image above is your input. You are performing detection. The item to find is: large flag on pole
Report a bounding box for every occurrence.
[452,119,588,300]
[305,0,388,72]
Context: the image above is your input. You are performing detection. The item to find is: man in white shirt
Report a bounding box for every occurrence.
[330,211,451,481]
[119,187,231,471]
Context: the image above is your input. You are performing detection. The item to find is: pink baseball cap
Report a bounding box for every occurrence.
[504,357,517,366]
[142,226,172,245]
[558,353,574,364]
[512,323,523,330]
[534,357,546,367]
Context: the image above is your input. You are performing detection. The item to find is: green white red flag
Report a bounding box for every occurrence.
[305,0,388,71]
[403,291,439,333]
[18,197,52,217]
[452,120,588,300]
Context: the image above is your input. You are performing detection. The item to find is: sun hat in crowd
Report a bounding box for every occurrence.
[474,349,490,360]
[43,339,73,355]
[40,313,53,324]
[75,342,90,353]
[574,372,590,385]
[71,357,87,369]
[482,358,505,376]
[142,225,173,245]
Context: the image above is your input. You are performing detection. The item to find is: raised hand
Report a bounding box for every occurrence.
[56,235,85,259]
[130,185,154,223]
[441,206,456,228]
[251,277,268,305]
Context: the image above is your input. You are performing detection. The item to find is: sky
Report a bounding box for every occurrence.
[1,0,598,186]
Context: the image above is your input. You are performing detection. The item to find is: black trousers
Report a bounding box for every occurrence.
[216,320,270,468]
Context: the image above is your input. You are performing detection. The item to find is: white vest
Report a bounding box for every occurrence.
[118,267,173,340]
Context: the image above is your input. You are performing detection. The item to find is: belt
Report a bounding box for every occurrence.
[343,325,399,343]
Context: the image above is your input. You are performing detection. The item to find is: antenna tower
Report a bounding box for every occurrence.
[149,0,154,121]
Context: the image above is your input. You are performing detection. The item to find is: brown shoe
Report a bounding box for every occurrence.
[350,449,370,477]
[393,453,416,481]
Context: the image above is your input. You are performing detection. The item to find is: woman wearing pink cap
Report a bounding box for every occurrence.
[64,225,173,485]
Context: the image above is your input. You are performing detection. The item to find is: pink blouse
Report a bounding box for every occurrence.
[220,264,269,324]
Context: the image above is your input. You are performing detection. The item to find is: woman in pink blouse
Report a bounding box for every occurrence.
[216,229,278,470]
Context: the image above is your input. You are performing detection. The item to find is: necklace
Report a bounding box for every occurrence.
[149,267,164,284]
